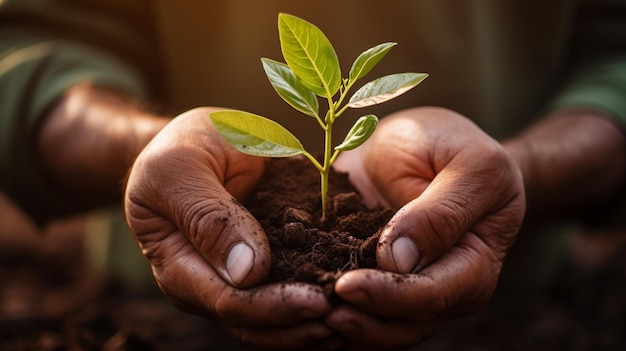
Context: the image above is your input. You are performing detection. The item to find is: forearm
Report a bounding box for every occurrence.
[36,83,170,209]
[504,109,626,222]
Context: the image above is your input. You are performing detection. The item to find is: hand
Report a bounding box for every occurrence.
[329,106,526,349]
[124,108,334,349]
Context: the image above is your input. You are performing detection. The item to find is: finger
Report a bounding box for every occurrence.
[375,180,467,274]
[175,194,271,288]
[127,171,270,288]
[335,233,500,321]
[326,304,440,350]
[214,282,332,327]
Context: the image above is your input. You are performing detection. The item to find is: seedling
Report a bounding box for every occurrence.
[210,13,427,220]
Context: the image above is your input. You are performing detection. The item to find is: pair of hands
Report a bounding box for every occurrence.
[124,106,526,350]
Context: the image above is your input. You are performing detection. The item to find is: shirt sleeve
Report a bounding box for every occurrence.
[548,0,626,128]
[0,37,148,224]
[550,59,626,127]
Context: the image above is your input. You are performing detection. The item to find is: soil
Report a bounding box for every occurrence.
[244,156,394,295]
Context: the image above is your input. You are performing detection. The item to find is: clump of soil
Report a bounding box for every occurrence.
[245,156,394,294]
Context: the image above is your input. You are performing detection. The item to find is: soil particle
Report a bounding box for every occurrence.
[282,222,307,248]
[283,207,313,227]
[359,231,381,265]
[333,192,361,216]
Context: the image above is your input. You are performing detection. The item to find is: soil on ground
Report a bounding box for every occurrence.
[1,158,625,350]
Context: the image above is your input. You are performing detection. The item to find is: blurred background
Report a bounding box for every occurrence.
[1,0,625,349]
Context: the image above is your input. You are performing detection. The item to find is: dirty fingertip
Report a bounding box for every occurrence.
[334,274,369,303]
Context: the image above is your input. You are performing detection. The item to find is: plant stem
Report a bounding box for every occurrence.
[321,121,332,221]
[332,85,351,119]
[321,96,337,222]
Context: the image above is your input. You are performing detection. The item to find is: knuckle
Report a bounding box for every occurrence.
[182,198,233,252]
[425,199,470,246]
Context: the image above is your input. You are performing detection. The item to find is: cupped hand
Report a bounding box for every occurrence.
[124,107,335,349]
[329,106,526,349]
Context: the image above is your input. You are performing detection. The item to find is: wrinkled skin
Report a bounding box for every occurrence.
[124,108,337,350]
[330,107,526,350]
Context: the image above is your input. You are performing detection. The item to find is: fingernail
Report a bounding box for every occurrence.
[392,237,419,273]
[226,242,254,285]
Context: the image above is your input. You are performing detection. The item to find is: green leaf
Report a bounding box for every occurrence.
[209,110,305,157]
[335,114,378,151]
[349,42,397,83]
[278,13,341,97]
[261,58,319,118]
[348,73,428,108]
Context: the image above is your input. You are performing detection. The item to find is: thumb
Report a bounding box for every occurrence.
[376,155,521,274]
[186,194,271,288]
[376,176,473,274]
[171,147,270,288]
[127,167,270,288]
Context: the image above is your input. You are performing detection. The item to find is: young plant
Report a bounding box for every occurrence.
[210,13,427,220]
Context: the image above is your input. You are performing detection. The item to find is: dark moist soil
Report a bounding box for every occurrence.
[244,156,394,295]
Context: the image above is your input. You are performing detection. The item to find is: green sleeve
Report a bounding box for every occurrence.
[550,59,626,127]
[0,37,148,224]
[549,0,626,128]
